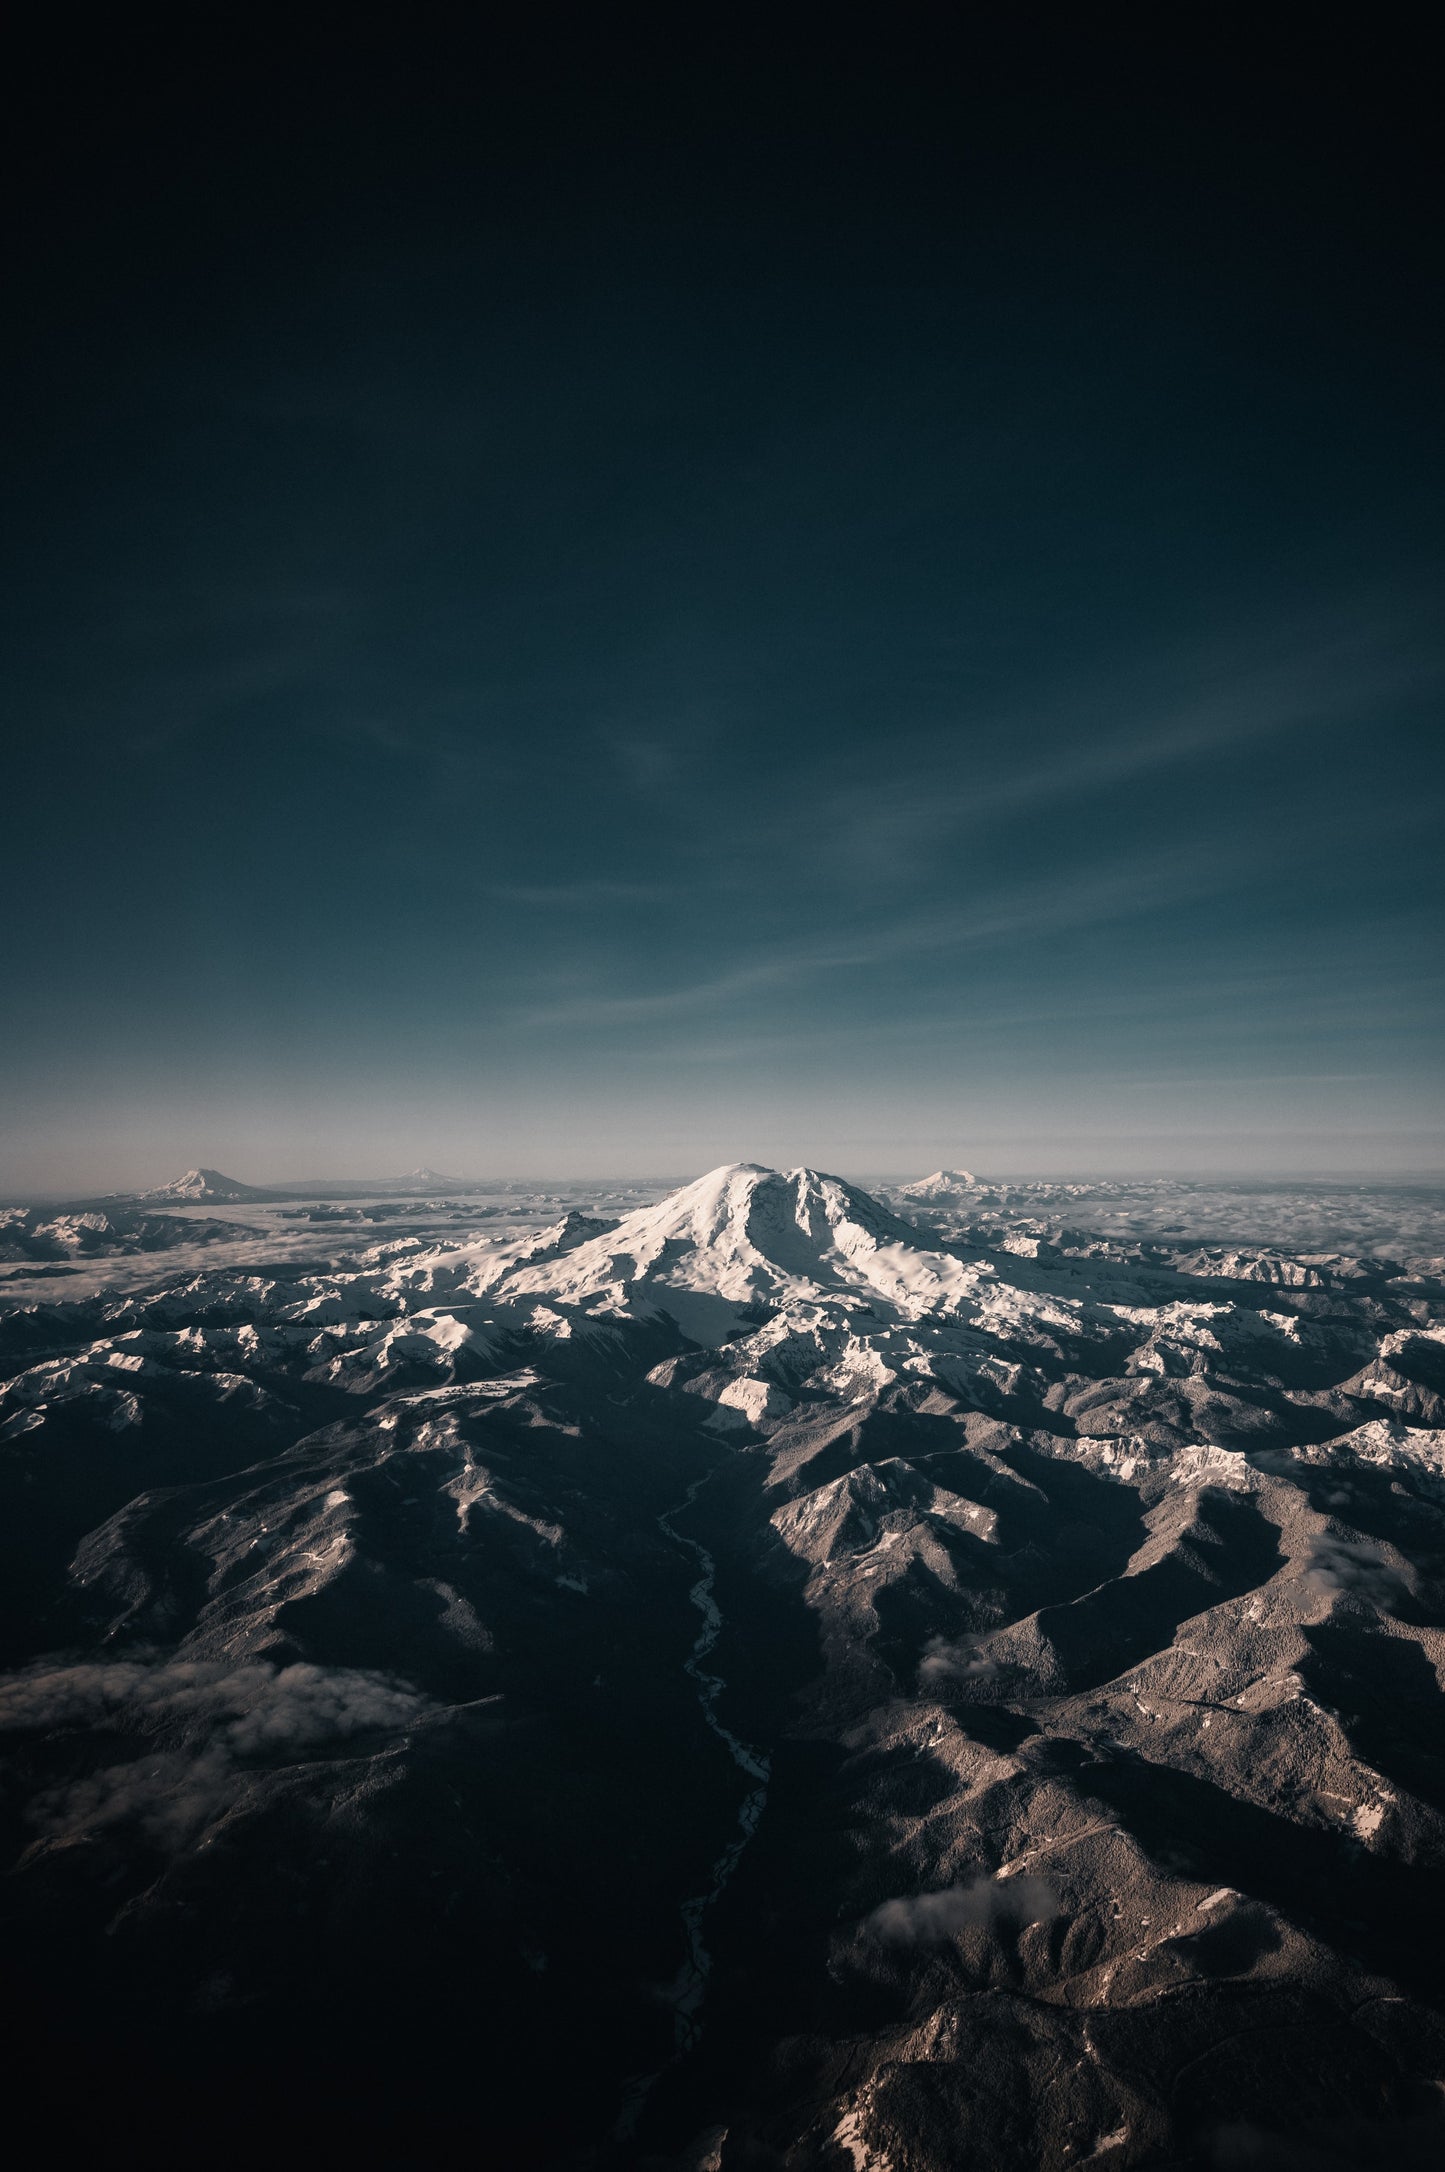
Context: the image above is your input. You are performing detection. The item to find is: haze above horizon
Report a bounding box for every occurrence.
[10,1157,1445,1213]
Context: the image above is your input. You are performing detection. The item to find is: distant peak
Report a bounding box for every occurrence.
[138,1167,263,1202]
[899,1169,979,1198]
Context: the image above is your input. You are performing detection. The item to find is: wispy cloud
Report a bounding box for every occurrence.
[786,618,1444,875]
[1,1656,434,1847]
[866,1872,1057,1943]
[508,843,1256,1032]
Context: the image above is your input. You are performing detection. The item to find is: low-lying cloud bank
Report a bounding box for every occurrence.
[866,1872,1058,1943]
[0,1655,432,1844]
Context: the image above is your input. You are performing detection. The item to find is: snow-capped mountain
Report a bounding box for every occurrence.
[117,1164,473,1209]
[897,1166,980,1198]
[135,1166,267,1203]
[3,1163,1445,2166]
[472,1161,980,1342]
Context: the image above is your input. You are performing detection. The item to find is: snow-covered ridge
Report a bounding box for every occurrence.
[0,1202,252,1263]
[4,1162,1442,1447]
[2,1161,1443,2166]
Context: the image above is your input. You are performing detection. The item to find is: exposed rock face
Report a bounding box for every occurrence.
[2,1166,1445,2168]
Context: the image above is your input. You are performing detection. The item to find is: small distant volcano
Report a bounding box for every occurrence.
[898,1168,979,1199]
[124,1166,473,1206]
[380,1167,462,1191]
[136,1167,267,1203]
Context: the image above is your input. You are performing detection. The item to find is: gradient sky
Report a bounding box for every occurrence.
[4,19,1443,1192]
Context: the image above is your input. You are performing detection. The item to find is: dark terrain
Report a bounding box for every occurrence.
[3,1166,1444,2169]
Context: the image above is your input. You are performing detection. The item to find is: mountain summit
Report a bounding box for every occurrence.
[370,1166,468,1192]
[495,1162,973,1327]
[136,1167,265,1203]
[898,1167,979,1198]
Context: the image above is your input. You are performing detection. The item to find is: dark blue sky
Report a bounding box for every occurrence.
[4,18,1442,1189]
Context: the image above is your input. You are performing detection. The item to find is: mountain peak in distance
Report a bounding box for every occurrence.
[898,1168,979,1198]
[137,1167,265,1203]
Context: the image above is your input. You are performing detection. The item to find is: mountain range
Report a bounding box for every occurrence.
[128,1164,481,1203]
[0,1167,497,1213]
[2,1163,1444,2167]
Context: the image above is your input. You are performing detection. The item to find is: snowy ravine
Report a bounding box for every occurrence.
[614,1477,771,2138]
